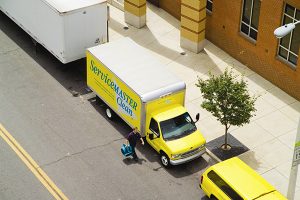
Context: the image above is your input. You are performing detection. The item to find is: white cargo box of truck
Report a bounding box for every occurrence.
[87,37,187,135]
[87,38,206,167]
[0,0,107,63]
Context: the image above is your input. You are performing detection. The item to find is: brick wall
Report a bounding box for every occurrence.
[205,0,300,100]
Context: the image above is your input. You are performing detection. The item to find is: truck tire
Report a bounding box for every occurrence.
[160,152,170,168]
[105,107,114,120]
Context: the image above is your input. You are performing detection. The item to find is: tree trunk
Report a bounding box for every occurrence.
[224,125,229,150]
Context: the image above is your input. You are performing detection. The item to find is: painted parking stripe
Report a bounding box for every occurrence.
[0,124,69,200]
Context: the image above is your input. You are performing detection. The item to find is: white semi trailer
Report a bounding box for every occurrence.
[0,0,108,63]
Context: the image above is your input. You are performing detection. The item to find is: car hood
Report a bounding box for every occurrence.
[165,130,206,154]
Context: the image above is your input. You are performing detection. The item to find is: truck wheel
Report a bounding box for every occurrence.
[105,107,114,120]
[160,152,170,168]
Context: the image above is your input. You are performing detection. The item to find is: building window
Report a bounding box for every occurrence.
[278,4,300,66]
[206,0,213,12]
[240,0,261,40]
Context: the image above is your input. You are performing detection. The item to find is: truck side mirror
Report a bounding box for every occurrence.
[195,113,200,123]
[149,133,154,140]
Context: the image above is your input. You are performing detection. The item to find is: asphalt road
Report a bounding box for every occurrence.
[0,11,213,200]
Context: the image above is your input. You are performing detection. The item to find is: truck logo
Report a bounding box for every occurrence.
[90,60,137,119]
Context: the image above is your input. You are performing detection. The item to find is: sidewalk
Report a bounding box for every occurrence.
[108,3,300,198]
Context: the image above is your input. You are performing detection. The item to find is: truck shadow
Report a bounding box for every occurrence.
[201,196,210,200]
[89,96,210,178]
[162,156,210,179]
[0,11,91,97]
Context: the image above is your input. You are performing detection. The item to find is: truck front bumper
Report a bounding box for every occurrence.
[169,148,206,165]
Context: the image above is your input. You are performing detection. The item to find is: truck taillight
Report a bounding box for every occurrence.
[200,175,203,184]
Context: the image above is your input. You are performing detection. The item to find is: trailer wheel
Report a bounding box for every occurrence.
[105,107,114,120]
[160,152,170,168]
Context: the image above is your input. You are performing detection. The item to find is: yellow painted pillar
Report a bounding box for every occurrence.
[124,0,146,28]
[180,0,206,53]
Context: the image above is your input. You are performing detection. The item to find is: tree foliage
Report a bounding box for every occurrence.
[196,69,258,149]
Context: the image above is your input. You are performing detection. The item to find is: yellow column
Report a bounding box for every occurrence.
[180,0,206,53]
[124,0,146,28]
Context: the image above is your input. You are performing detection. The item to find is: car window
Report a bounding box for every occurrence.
[207,170,243,200]
[149,118,159,136]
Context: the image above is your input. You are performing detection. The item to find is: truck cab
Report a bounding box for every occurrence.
[145,105,206,167]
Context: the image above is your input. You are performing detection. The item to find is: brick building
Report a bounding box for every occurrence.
[151,0,300,100]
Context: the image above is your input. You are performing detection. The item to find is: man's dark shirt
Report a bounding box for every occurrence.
[127,131,141,147]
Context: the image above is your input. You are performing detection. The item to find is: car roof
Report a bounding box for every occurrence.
[152,105,186,122]
[211,157,276,200]
[253,191,287,200]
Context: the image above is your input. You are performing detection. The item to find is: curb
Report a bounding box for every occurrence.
[205,148,221,163]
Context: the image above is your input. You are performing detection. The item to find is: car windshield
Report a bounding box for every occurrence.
[160,112,197,140]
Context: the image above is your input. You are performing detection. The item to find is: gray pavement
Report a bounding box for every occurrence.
[0,9,213,200]
[0,138,53,200]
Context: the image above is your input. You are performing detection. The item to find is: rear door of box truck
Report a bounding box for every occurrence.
[63,2,107,62]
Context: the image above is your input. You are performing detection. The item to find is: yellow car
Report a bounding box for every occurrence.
[200,157,287,200]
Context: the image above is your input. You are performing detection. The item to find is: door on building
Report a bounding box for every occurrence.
[160,0,181,20]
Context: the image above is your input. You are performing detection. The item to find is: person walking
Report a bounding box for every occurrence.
[126,127,144,161]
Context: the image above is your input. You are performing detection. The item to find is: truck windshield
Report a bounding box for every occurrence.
[160,112,197,140]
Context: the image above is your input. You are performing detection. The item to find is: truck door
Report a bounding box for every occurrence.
[146,118,161,152]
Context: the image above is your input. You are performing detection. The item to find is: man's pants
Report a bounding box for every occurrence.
[131,145,138,159]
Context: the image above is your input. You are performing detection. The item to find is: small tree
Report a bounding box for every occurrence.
[196,68,258,150]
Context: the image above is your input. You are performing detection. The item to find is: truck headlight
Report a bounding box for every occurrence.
[171,154,181,159]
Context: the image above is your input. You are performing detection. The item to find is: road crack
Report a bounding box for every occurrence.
[39,137,125,168]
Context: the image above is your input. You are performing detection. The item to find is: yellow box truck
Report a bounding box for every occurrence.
[87,38,206,167]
